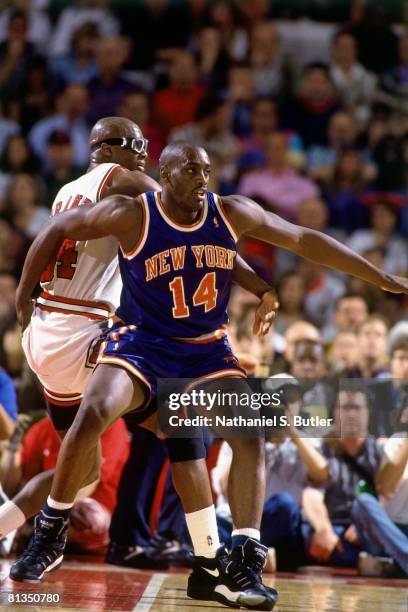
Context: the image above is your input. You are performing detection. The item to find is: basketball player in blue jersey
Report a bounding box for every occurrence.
[12,143,408,609]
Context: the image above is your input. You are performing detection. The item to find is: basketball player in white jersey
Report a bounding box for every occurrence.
[1,117,278,546]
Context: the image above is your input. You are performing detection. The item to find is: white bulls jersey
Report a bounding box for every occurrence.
[22,162,125,406]
[38,163,122,320]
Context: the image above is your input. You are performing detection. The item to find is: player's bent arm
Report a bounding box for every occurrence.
[16,196,142,311]
[104,167,161,198]
[223,195,408,294]
[233,255,273,299]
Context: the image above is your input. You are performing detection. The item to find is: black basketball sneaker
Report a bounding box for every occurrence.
[214,538,278,610]
[187,545,229,600]
[9,512,68,583]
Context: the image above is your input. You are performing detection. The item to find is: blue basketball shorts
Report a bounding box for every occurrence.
[97,324,246,425]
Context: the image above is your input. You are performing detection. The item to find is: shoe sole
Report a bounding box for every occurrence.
[9,555,64,583]
[213,586,277,611]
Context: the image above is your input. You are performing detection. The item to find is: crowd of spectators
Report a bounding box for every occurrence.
[0,0,407,579]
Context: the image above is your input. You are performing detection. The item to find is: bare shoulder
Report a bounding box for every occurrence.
[221,194,266,236]
[106,167,160,197]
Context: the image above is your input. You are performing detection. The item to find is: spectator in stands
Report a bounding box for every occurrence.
[238,132,319,221]
[283,321,321,366]
[307,111,370,184]
[0,272,17,335]
[240,98,304,173]
[193,26,229,90]
[0,135,39,199]
[349,4,399,76]
[212,375,328,570]
[0,367,17,442]
[329,331,360,373]
[119,91,165,177]
[290,339,335,422]
[0,365,18,550]
[51,22,99,88]
[0,220,26,276]
[0,10,40,98]
[372,133,406,192]
[87,36,137,126]
[206,1,248,63]
[170,95,240,185]
[29,83,90,169]
[377,33,408,116]
[297,197,344,242]
[249,21,283,98]
[302,385,382,567]
[274,271,306,335]
[322,294,368,344]
[50,0,120,57]
[0,101,20,159]
[153,51,206,135]
[345,315,389,379]
[43,130,82,204]
[4,173,49,240]
[14,56,53,133]
[285,62,342,147]
[323,148,370,233]
[329,31,377,126]
[353,389,408,577]
[19,417,129,553]
[0,0,51,54]
[297,258,345,328]
[226,63,255,137]
[347,198,408,276]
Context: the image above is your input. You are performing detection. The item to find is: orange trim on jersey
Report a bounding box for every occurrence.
[39,291,111,312]
[215,194,240,242]
[121,194,149,258]
[195,367,247,381]
[176,329,227,344]
[37,303,108,320]
[97,164,121,201]
[156,192,207,230]
[184,368,247,394]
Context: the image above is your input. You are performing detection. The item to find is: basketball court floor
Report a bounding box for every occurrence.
[0,558,407,611]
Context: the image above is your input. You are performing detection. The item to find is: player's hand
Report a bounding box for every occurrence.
[380,274,408,294]
[15,295,34,332]
[253,290,279,336]
[309,527,344,562]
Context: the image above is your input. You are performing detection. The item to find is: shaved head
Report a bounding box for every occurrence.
[159,142,209,169]
[89,116,142,148]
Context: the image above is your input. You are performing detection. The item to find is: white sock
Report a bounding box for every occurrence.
[0,501,26,538]
[231,528,261,541]
[46,496,73,511]
[185,505,220,558]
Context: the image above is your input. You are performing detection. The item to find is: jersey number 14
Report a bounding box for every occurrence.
[169,272,218,318]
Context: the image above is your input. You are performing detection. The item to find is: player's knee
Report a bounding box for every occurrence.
[73,396,112,436]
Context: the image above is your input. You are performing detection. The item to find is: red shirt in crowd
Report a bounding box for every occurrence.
[153,85,206,134]
[20,417,130,512]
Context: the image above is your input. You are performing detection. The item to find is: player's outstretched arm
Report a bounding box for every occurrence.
[222,195,408,295]
[15,195,142,329]
[233,255,279,336]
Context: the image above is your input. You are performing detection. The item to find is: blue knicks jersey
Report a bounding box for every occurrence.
[116,191,238,338]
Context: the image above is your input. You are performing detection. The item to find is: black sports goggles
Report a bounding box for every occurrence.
[93,137,148,154]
